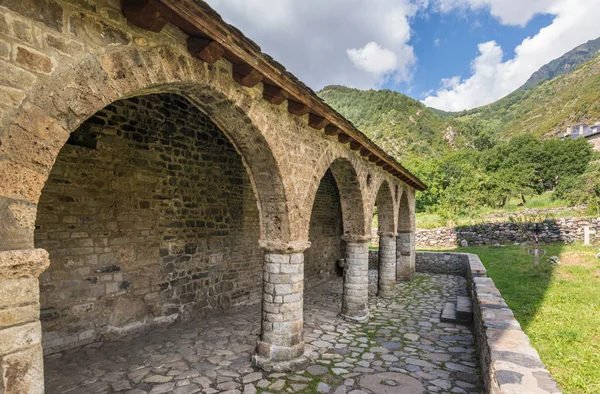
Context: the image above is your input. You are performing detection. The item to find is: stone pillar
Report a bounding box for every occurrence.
[378,233,397,297]
[0,249,49,394]
[252,241,310,372]
[340,235,370,322]
[396,231,415,281]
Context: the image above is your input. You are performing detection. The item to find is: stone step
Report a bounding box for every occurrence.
[440,302,456,322]
[456,296,473,324]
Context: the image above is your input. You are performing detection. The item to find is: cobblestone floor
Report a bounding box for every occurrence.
[44,272,482,394]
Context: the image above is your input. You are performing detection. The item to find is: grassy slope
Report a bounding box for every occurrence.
[455,54,600,138]
[430,243,600,393]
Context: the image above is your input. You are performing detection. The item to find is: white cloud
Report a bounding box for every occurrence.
[434,38,440,46]
[424,0,600,111]
[347,42,402,78]
[206,0,424,89]
[436,0,561,26]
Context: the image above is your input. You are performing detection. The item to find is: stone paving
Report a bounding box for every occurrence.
[44,272,482,394]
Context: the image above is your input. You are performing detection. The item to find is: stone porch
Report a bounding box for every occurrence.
[44,272,482,394]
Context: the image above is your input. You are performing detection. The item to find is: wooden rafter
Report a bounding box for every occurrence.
[263,84,288,105]
[187,37,224,64]
[288,100,310,116]
[338,134,351,144]
[349,141,361,151]
[324,125,340,136]
[308,113,328,130]
[232,63,263,87]
[122,0,173,32]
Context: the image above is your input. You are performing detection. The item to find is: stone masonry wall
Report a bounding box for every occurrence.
[416,217,600,248]
[34,93,263,353]
[305,170,343,287]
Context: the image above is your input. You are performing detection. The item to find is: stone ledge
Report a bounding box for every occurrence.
[416,251,561,394]
[0,248,49,279]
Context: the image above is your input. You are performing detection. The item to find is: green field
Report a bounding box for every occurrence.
[431,243,600,393]
[416,192,581,229]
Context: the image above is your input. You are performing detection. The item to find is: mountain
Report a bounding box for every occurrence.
[519,37,600,90]
[455,52,600,138]
[318,40,600,162]
[318,85,462,160]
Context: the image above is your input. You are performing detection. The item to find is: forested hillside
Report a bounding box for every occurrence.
[318,85,461,159]
[318,46,600,220]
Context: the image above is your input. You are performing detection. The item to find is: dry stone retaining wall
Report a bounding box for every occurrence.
[416,251,562,394]
[416,217,600,248]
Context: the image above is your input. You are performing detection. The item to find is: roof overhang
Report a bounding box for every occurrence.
[121,0,428,191]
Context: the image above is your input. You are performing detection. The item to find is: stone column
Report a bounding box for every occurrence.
[396,231,415,281]
[252,241,310,372]
[378,233,397,297]
[340,235,370,322]
[0,249,49,394]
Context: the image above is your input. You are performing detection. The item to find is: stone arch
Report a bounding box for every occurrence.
[374,180,396,235]
[307,155,367,239]
[0,45,291,252]
[398,189,413,233]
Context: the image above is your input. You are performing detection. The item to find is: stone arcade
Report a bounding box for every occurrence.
[0,0,426,392]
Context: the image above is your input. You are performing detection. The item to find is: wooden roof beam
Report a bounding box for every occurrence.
[263,84,288,105]
[338,133,351,144]
[122,0,173,32]
[360,148,371,157]
[324,125,340,136]
[288,100,310,116]
[349,141,361,151]
[308,113,329,130]
[368,154,379,163]
[232,63,263,87]
[187,37,224,64]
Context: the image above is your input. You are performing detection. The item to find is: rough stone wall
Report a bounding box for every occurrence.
[416,217,600,248]
[305,170,343,287]
[34,93,262,353]
[587,133,600,151]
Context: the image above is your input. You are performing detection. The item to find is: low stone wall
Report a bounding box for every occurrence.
[416,252,561,394]
[416,217,600,247]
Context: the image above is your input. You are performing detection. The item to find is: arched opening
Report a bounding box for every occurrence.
[305,169,344,288]
[370,181,395,296]
[34,93,264,355]
[397,190,415,281]
[305,157,369,320]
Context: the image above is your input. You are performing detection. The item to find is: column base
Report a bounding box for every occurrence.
[397,272,415,282]
[252,344,311,372]
[339,312,370,323]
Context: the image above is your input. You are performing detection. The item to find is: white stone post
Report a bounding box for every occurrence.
[396,231,415,281]
[584,226,591,246]
[378,233,397,298]
[252,241,310,372]
[0,249,49,394]
[340,235,370,322]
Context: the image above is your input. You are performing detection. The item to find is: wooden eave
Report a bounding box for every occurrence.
[128,0,427,191]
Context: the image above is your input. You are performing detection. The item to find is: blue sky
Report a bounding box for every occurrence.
[208,0,600,111]
[396,11,556,99]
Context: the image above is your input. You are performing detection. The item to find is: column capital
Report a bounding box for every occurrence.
[259,240,311,254]
[341,235,371,244]
[0,248,49,280]
[378,232,398,238]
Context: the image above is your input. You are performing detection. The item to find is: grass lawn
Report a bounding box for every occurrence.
[416,192,582,229]
[429,243,600,393]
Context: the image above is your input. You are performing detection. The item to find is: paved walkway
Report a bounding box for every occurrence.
[45,273,482,394]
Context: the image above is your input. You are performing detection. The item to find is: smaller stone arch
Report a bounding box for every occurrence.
[397,189,415,281]
[328,158,366,238]
[374,180,395,235]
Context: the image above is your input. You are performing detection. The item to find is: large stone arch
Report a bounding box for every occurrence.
[0,45,291,252]
[397,187,416,281]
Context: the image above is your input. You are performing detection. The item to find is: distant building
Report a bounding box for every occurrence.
[558,122,600,151]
